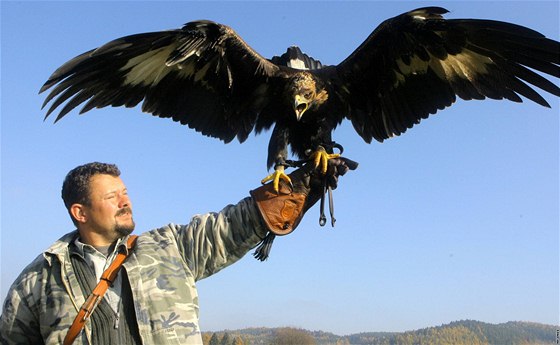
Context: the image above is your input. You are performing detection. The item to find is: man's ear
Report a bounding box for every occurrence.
[70,204,87,224]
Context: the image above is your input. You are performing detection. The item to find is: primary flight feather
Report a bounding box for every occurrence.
[41,7,560,189]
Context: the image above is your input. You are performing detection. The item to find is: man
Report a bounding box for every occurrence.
[0,159,354,344]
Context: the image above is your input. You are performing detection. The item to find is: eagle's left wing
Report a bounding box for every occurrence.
[331,7,560,143]
[41,21,281,144]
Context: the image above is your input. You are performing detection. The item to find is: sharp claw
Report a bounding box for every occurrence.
[261,165,292,193]
[313,149,323,169]
[321,152,328,174]
[273,174,280,192]
[311,146,341,175]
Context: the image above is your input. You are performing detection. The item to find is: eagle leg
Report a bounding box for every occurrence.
[261,162,293,193]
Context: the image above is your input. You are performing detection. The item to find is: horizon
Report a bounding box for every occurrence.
[203,319,556,336]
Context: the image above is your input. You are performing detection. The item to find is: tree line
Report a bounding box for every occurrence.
[202,321,556,345]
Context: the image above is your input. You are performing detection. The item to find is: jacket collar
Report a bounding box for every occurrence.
[42,230,78,265]
[43,230,132,264]
[45,230,79,255]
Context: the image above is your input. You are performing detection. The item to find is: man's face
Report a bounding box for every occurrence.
[81,174,135,243]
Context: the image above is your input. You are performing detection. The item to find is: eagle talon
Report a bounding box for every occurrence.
[261,165,292,193]
[311,146,341,175]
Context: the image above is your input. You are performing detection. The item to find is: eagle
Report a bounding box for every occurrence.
[41,7,560,191]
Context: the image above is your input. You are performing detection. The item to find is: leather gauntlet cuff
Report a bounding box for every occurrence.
[250,182,307,236]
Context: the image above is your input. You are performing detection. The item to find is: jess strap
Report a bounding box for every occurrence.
[63,235,138,345]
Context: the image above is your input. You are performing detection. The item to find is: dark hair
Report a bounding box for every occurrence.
[61,162,121,211]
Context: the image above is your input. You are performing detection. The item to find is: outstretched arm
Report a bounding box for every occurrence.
[174,157,356,280]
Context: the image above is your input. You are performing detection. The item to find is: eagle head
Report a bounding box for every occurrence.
[288,72,328,121]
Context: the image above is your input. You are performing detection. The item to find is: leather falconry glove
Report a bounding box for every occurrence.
[250,156,358,260]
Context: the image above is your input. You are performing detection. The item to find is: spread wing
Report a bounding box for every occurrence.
[333,7,560,143]
[41,21,282,143]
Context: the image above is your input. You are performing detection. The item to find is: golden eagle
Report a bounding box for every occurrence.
[41,7,559,190]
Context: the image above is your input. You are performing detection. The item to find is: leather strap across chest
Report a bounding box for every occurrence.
[63,235,138,345]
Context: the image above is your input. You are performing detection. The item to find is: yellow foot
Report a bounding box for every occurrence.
[261,165,292,192]
[312,146,341,174]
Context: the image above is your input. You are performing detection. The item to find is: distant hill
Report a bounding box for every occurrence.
[202,320,557,345]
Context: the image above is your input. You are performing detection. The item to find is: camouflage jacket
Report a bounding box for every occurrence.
[0,197,267,345]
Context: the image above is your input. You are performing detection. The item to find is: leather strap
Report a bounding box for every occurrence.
[63,235,138,345]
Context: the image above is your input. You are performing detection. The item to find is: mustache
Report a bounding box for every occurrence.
[115,207,132,217]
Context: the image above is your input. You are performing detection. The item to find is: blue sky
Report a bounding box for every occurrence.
[1,0,558,336]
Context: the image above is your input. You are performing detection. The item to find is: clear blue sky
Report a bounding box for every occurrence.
[1,0,558,336]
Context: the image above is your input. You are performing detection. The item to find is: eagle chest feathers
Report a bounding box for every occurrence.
[274,72,333,154]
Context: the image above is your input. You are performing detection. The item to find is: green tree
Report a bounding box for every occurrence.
[220,332,231,345]
[209,332,220,345]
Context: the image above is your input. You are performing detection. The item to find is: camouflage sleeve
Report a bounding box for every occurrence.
[0,262,44,344]
[173,196,268,281]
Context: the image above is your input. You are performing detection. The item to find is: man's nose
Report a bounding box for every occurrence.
[118,194,131,208]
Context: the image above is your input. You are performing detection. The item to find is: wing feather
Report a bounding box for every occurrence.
[41,21,281,143]
[333,7,560,142]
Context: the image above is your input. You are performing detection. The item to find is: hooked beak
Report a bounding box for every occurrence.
[294,95,308,121]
